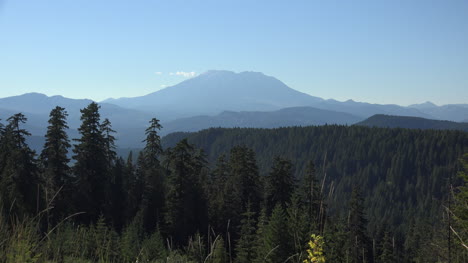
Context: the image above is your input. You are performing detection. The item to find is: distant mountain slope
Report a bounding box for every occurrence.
[103,70,324,120]
[408,102,468,122]
[312,99,435,119]
[355,114,468,132]
[162,106,363,134]
[0,93,155,148]
[103,70,467,121]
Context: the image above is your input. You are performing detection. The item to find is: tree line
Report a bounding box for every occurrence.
[0,102,467,262]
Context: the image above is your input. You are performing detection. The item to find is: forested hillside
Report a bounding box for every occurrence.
[1,103,467,262]
[356,114,468,132]
[163,126,468,232]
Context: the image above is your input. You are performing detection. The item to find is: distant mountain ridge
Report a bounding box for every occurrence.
[162,106,362,134]
[356,114,468,132]
[102,70,468,122]
[103,70,324,120]
[1,70,467,149]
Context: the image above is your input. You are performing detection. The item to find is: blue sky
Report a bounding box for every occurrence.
[0,0,467,105]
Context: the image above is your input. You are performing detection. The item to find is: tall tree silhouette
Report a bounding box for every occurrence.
[0,113,39,217]
[40,106,71,223]
[72,102,108,223]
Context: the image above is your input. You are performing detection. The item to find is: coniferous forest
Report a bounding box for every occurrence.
[0,102,467,263]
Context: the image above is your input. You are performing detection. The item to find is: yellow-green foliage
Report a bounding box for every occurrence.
[304,234,325,263]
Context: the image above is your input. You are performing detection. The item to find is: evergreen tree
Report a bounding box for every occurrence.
[452,153,468,256]
[72,102,108,223]
[40,106,71,224]
[380,230,395,263]
[347,187,371,263]
[141,227,167,261]
[139,118,165,233]
[207,154,232,234]
[253,208,269,263]
[265,157,295,214]
[286,194,309,261]
[123,151,143,225]
[142,118,163,167]
[100,118,117,168]
[324,216,347,263]
[165,139,208,244]
[207,236,227,263]
[263,204,293,263]
[228,146,262,213]
[0,113,39,217]
[107,157,126,231]
[235,202,257,263]
[301,160,324,233]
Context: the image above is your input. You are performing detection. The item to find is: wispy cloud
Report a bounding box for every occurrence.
[154,71,163,75]
[169,71,197,78]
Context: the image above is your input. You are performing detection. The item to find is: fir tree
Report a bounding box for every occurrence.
[264,204,293,263]
[301,160,324,233]
[72,102,108,223]
[380,230,395,263]
[235,202,257,263]
[207,236,227,263]
[347,187,371,263]
[286,194,309,261]
[265,157,295,214]
[100,118,117,168]
[139,118,165,233]
[141,227,167,261]
[253,208,269,263]
[324,216,347,263]
[207,154,232,233]
[0,113,39,217]
[165,139,208,244]
[40,106,71,224]
[452,153,468,256]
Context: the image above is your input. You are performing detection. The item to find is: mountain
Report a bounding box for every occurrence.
[0,93,155,148]
[162,106,363,134]
[104,70,467,121]
[103,70,324,120]
[2,71,467,149]
[355,114,468,132]
[408,102,468,122]
[312,99,434,119]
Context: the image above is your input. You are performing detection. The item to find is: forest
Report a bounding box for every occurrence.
[0,102,467,263]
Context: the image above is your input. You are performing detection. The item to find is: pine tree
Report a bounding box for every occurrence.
[0,113,40,217]
[300,161,324,233]
[347,187,371,263]
[452,153,468,255]
[141,227,167,261]
[107,157,126,231]
[253,208,269,263]
[100,118,117,168]
[263,204,293,263]
[40,106,71,224]
[207,236,227,263]
[123,151,143,225]
[235,202,257,263]
[265,157,295,214]
[121,212,145,262]
[286,194,309,261]
[165,139,208,244]
[228,146,262,214]
[380,230,395,263]
[207,154,232,233]
[324,216,347,263]
[139,118,165,233]
[72,102,108,223]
